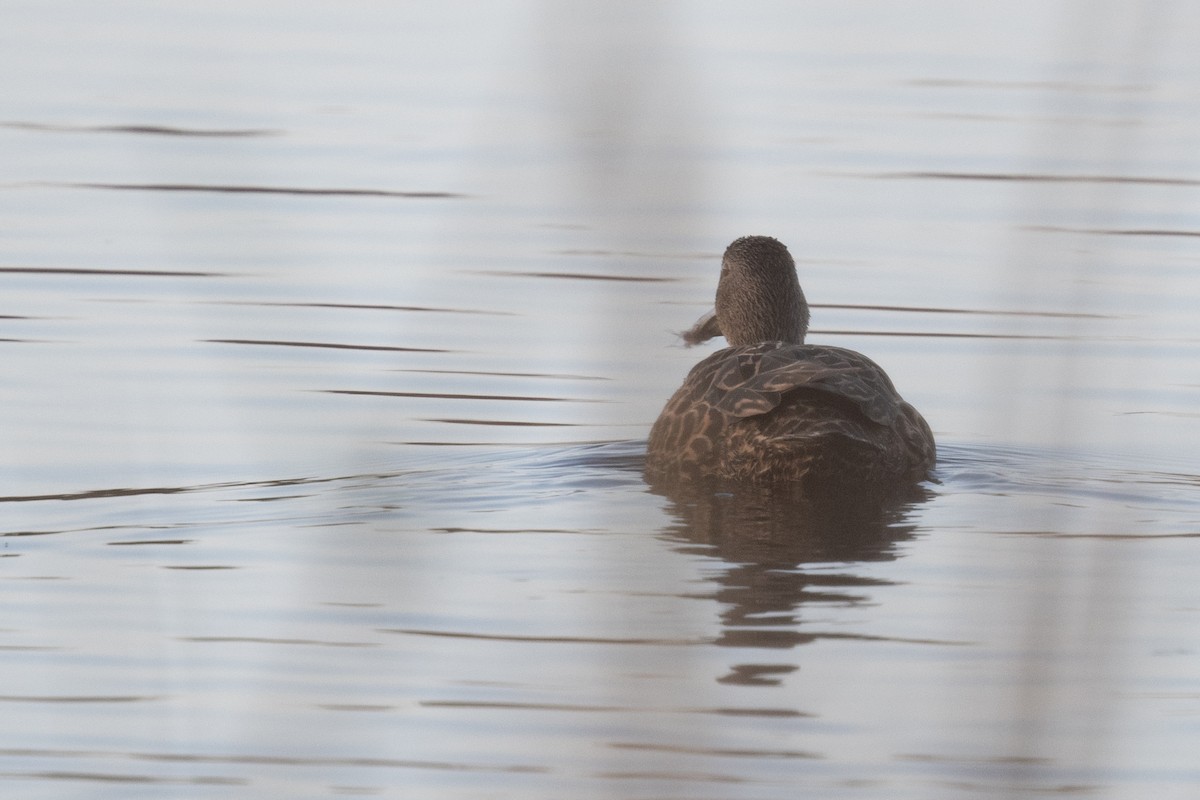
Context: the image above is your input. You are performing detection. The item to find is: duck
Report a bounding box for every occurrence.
[645,235,935,489]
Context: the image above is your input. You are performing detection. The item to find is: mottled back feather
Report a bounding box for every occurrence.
[644,235,935,489]
[705,343,900,425]
[646,341,935,487]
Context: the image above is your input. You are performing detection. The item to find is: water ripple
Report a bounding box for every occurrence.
[3,120,277,137]
[0,266,224,278]
[204,338,450,353]
[55,182,466,199]
[881,171,1200,187]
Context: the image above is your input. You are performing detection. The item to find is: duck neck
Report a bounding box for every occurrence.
[716,276,809,346]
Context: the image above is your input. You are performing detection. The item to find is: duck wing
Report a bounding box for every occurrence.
[704,342,904,427]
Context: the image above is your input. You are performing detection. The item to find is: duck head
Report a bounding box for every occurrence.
[682,236,810,347]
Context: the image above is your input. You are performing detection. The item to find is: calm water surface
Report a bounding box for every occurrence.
[4,3,1200,798]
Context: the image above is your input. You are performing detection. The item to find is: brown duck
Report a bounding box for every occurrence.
[646,235,935,489]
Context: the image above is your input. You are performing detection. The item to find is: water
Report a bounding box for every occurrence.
[4,2,1200,798]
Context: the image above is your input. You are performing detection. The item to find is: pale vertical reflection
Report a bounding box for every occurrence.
[535,2,710,784]
[998,1,1171,784]
[538,2,706,239]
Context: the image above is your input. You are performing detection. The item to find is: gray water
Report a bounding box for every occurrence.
[3,2,1200,798]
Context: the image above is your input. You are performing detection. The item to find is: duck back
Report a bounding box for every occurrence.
[646,341,934,488]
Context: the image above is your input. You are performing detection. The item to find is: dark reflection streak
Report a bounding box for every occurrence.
[233,494,311,502]
[813,329,1075,340]
[606,742,820,759]
[910,111,1138,127]
[0,749,546,775]
[1028,224,1200,238]
[144,756,547,775]
[162,566,236,571]
[897,752,1053,766]
[718,663,798,685]
[882,171,1200,187]
[815,303,1112,319]
[1099,229,1200,237]
[421,418,581,427]
[710,633,964,652]
[0,695,158,703]
[422,700,633,714]
[400,368,609,381]
[0,646,60,651]
[0,473,356,504]
[206,300,515,316]
[596,769,748,783]
[0,266,224,277]
[397,438,621,447]
[556,248,712,259]
[903,78,1146,93]
[204,338,449,353]
[1119,410,1200,418]
[384,628,709,646]
[399,441,581,446]
[0,487,191,503]
[61,182,465,199]
[432,527,584,534]
[805,574,894,588]
[468,270,678,283]
[421,701,807,718]
[180,636,375,647]
[1002,531,1200,540]
[3,527,78,534]
[671,299,1110,320]
[3,120,277,137]
[810,632,971,646]
[106,539,191,546]
[6,772,244,786]
[326,390,597,402]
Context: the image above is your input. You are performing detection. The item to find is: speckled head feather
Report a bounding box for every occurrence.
[717,236,809,346]
[682,236,810,347]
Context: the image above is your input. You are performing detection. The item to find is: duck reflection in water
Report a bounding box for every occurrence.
[648,476,932,686]
[645,235,936,685]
